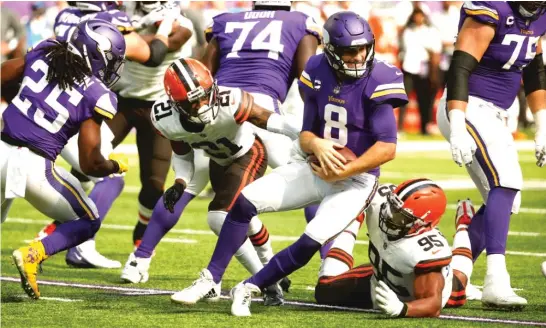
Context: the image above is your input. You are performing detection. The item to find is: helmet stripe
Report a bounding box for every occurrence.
[395,178,429,198]
[180,59,200,90]
[397,179,439,201]
[172,60,193,93]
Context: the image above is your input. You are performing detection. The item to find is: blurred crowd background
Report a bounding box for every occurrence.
[1,1,541,138]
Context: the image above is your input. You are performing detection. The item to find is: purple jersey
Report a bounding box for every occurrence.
[298,55,407,176]
[2,39,118,161]
[460,1,546,109]
[54,8,133,42]
[205,10,321,103]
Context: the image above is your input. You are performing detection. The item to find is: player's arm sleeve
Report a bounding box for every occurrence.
[368,103,397,144]
[461,1,500,26]
[93,92,118,120]
[414,256,452,275]
[171,141,195,186]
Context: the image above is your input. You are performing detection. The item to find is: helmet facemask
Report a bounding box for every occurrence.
[378,192,432,239]
[324,39,375,79]
[172,81,219,125]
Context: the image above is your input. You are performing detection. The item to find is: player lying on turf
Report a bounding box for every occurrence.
[124,57,300,303]
[315,180,475,317]
[1,19,128,299]
[171,11,408,316]
[437,1,546,309]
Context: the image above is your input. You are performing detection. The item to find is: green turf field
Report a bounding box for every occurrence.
[2,142,546,327]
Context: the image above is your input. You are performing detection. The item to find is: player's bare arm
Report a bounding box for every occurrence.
[522,37,546,167]
[406,271,445,317]
[1,57,25,86]
[163,140,194,213]
[201,37,220,76]
[235,90,301,140]
[78,116,127,177]
[140,24,193,52]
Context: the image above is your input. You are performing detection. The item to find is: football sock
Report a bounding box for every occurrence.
[248,217,274,265]
[452,229,473,280]
[134,192,195,258]
[207,195,256,284]
[41,218,100,256]
[88,175,124,236]
[133,203,153,245]
[207,211,263,275]
[304,204,334,259]
[484,187,517,256]
[319,219,360,278]
[468,205,486,261]
[245,233,320,289]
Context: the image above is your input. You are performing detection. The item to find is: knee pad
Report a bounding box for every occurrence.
[207,211,227,236]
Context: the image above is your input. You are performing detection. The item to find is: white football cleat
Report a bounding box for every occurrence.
[541,261,546,278]
[482,274,527,310]
[230,282,261,317]
[465,283,482,301]
[171,269,221,304]
[120,253,151,283]
[65,240,121,269]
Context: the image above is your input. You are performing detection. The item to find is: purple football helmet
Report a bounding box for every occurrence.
[67,1,122,12]
[69,19,126,87]
[323,11,375,79]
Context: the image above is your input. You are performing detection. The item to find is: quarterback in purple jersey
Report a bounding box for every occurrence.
[126,0,321,290]
[437,1,546,309]
[172,12,407,316]
[36,1,190,269]
[0,19,127,299]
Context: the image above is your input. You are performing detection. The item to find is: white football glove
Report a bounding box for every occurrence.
[448,109,476,167]
[534,109,546,167]
[135,3,179,31]
[374,280,406,317]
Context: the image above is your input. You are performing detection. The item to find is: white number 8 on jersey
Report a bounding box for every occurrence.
[324,104,348,146]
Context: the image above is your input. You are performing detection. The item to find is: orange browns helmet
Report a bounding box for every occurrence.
[379,178,447,239]
[163,58,219,124]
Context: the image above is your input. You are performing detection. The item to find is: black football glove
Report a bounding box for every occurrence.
[163,182,185,213]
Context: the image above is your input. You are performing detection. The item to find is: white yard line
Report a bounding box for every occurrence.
[5,218,545,257]
[15,295,82,302]
[1,277,544,326]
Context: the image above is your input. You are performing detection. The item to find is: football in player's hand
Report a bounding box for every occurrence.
[308,147,357,167]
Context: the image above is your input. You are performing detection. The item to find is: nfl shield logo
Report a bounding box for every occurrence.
[333,86,341,94]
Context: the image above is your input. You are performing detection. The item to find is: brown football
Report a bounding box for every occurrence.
[308,147,357,167]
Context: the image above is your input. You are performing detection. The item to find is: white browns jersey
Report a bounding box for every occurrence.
[366,184,453,306]
[151,86,257,166]
[115,11,194,101]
